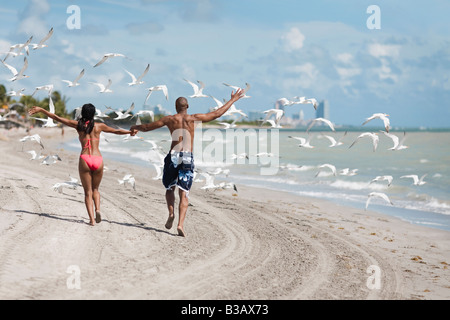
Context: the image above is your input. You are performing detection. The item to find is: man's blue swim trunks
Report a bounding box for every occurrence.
[162,151,195,193]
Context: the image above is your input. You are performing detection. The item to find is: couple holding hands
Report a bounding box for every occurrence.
[29,88,244,236]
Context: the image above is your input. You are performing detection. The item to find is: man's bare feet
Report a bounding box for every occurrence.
[95,211,102,223]
[165,215,174,229]
[177,226,185,237]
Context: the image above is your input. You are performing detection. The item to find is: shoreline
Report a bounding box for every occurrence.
[61,127,450,233]
[1,127,449,300]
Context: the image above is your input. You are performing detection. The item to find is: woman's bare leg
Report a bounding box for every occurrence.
[92,162,104,223]
[79,159,95,225]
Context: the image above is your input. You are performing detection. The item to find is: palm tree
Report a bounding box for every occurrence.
[0,84,11,107]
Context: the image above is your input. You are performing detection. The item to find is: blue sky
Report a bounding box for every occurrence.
[1,0,449,128]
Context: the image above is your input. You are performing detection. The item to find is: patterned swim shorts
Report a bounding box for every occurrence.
[162,151,195,192]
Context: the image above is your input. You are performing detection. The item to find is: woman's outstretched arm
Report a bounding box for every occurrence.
[98,123,137,136]
[28,106,78,128]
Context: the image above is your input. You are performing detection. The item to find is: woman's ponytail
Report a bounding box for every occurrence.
[77,103,96,134]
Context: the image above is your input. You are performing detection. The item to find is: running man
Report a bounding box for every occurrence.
[131,89,245,236]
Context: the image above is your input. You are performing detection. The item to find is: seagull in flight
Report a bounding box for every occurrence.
[20,134,44,149]
[231,153,249,160]
[218,114,246,129]
[118,174,136,191]
[262,108,284,126]
[2,57,29,81]
[339,168,358,176]
[362,113,390,132]
[382,131,409,151]
[318,131,347,147]
[263,119,282,128]
[349,132,379,152]
[93,53,128,67]
[289,134,315,148]
[315,163,337,177]
[277,96,318,109]
[276,97,295,107]
[132,110,155,122]
[26,150,44,161]
[400,174,427,186]
[33,96,58,128]
[144,85,168,104]
[31,27,54,50]
[90,79,113,93]
[0,51,24,62]
[209,95,224,110]
[307,118,335,133]
[3,36,33,60]
[95,108,110,120]
[184,79,208,98]
[31,84,54,97]
[150,163,163,180]
[51,176,81,194]
[62,69,85,87]
[41,154,62,166]
[7,88,26,97]
[223,100,247,118]
[199,172,220,190]
[365,192,394,210]
[223,82,251,98]
[293,96,318,110]
[370,175,393,187]
[124,63,150,86]
[111,103,135,120]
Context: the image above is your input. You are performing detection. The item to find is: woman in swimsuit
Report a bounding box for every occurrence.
[28,103,137,226]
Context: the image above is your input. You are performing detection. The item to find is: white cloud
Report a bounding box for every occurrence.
[283,62,318,89]
[368,43,401,58]
[281,27,305,52]
[0,39,11,51]
[375,59,398,82]
[17,0,50,36]
[291,62,317,79]
[336,53,353,65]
[336,67,361,79]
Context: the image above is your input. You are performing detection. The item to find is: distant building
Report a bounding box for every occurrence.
[145,104,170,116]
[316,100,330,119]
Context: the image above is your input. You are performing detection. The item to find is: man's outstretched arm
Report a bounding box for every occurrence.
[193,89,244,123]
[131,117,167,132]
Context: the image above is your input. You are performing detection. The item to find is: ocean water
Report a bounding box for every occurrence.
[64,127,450,232]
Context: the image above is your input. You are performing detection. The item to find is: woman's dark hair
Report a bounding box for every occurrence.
[77,103,96,134]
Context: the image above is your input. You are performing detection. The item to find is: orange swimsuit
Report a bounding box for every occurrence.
[80,138,103,171]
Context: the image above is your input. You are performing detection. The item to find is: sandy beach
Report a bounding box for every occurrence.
[0,127,449,300]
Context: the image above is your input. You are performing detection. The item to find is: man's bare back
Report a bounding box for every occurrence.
[131,89,244,152]
[130,89,244,236]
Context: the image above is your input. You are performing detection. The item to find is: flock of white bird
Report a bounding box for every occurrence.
[2,28,428,211]
[283,110,429,211]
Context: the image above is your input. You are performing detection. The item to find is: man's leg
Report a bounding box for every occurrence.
[177,188,189,237]
[165,186,175,229]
